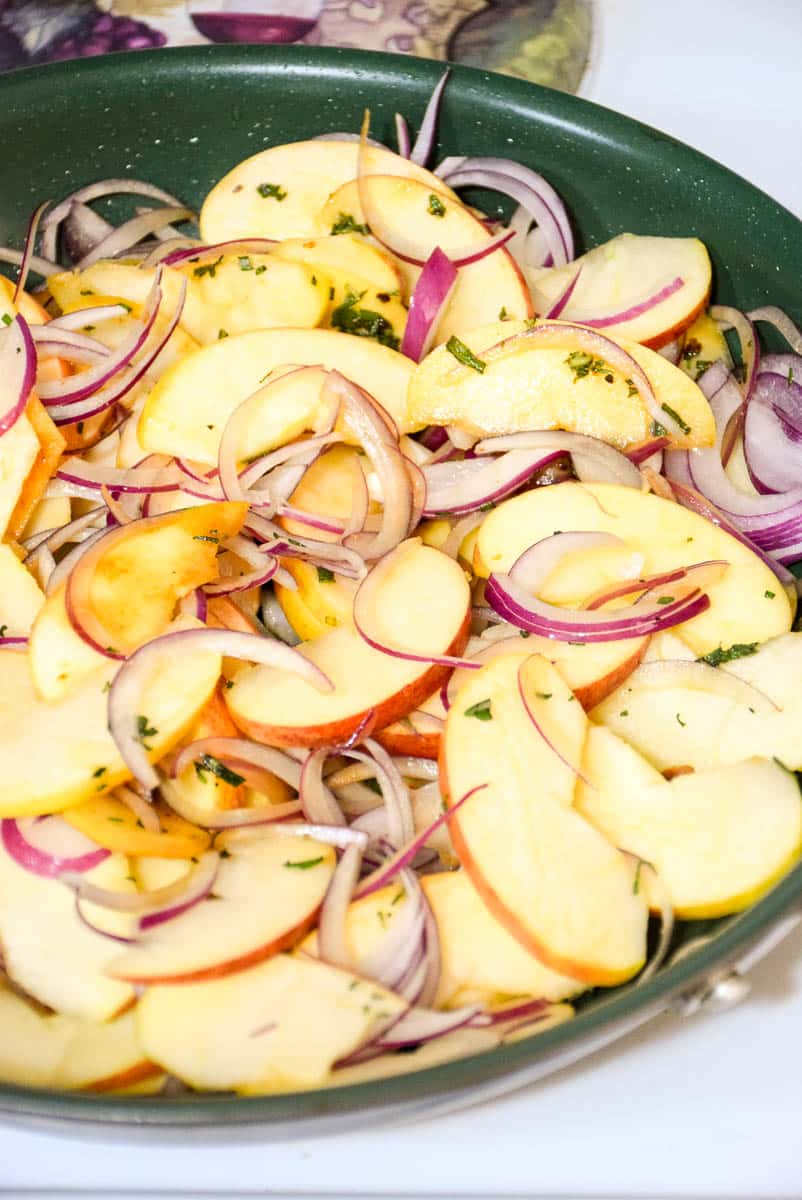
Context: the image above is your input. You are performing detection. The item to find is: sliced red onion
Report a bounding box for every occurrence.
[395,112,411,159]
[300,749,347,828]
[171,736,302,792]
[744,370,802,494]
[584,560,725,610]
[0,245,59,279]
[108,628,332,792]
[355,783,487,900]
[626,437,669,465]
[544,267,581,319]
[0,315,35,438]
[76,207,194,269]
[62,200,114,263]
[517,661,592,785]
[421,448,566,517]
[658,340,682,365]
[567,276,686,331]
[276,505,346,537]
[355,868,427,999]
[619,855,675,984]
[470,997,553,1028]
[260,592,301,646]
[374,1002,482,1049]
[160,238,278,268]
[409,70,450,166]
[316,842,363,969]
[668,480,796,586]
[139,852,220,932]
[116,785,161,833]
[322,372,412,561]
[486,532,713,642]
[711,305,760,402]
[438,166,569,269]
[40,527,106,596]
[47,276,187,424]
[14,200,50,302]
[475,431,642,490]
[465,322,677,440]
[50,304,131,331]
[38,269,163,405]
[217,822,367,853]
[31,324,111,365]
[62,851,218,923]
[40,178,188,259]
[440,510,486,560]
[204,535,279,597]
[74,895,137,946]
[56,457,184,496]
[400,247,457,362]
[250,513,366,580]
[239,431,342,495]
[1,817,109,878]
[748,307,802,355]
[0,636,27,648]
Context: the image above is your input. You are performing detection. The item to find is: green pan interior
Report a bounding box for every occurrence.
[0,44,800,1130]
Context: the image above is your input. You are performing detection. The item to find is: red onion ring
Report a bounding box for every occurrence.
[0,315,35,438]
[409,70,450,166]
[400,247,458,362]
[1,817,109,879]
[14,200,50,302]
[160,238,278,268]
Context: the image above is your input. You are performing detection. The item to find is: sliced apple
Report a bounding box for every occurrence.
[226,539,470,748]
[474,482,792,656]
[199,138,458,243]
[0,847,136,1020]
[6,396,67,541]
[577,725,802,917]
[138,326,414,466]
[275,559,358,642]
[109,830,334,984]
[0,635,221,817]
[0,982,75,1088]
[50,1010,159,1093]
[0,408,41,541]
[271,232,402,293]
[136,952,406,1094]
[319,176,533,344]
[408,318,715,450]
[441,653,648,985]
[0,543,44,636]
[63,798,210,860]
[28,502,245,702]
[527,234,712,349]
[21,494,71,540]
[593,632,802,773]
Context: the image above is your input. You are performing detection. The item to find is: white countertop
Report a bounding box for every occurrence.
[2,2,801,1196]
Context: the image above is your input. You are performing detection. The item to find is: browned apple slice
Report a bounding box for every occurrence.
[226,539,470,748]
[136,953,407,1094]
[441,653,648,985]
[109,830,335,984]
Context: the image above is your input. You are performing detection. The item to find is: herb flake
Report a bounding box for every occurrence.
[699,642,758,668]
[464,698,492,721]
[257,181,287,201]
[446,335,486,374]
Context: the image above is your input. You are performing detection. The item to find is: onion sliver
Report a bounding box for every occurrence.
[421,449,566,517]
[544,267,581,319]
[517,661,591,785]
[622,659,778,714]
[486,532,715,643]
[14,200,50,302]
[743,370,802,494]
[316,842,363,969]
[400,247,457,363]
[56,458,184,496]
[76,207,194,269]
[1,817,109,879]
[711,305,760,402]
[108,628,332,792]
[171,736,302,792]
[395,112,411,159]
[50,304,131,331]
[0,315,35,438]
[748,307,802,355]
[475,431,642,492]
[62,851,219,921]
[374,1003,482,1049]
[569,276,685,331]
[161,238,277,267]
[409,70,449,166]
[40,178,188,258]
[300,749,347,827]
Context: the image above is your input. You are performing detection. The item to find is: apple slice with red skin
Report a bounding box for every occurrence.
[528,233,712,350]
[109,830,335,985]
[226,539,470,749]
[441,653,648,986]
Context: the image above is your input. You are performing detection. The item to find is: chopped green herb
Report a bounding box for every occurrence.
[193,255,223,279]
[107,816,124,824]
[499,306,509,320]
[788,367,795,386]
[651,419,668,437]
[79,288,94,296]
[257,181,287,201]
[376,292,390,303]
[427,193,446,217]
[535,692,552,701]
[682,339,702,361]
[478,500,496,512]
[661,403,691,435]
[328,285,335,301]
[194,754,245,788]
[224,679,234,690]
[330,211,369,236]
[102,680,111,693]
[464,698,492,721]
[330,288,399,349]
[686,536,694,543]
[699,642,758,667]
[254,265,267,276]
[83,325,95,332]
[76,421,84,435]
[519,630,530,639]
[283,856,325,870]
[377,911,387,928]
[364,778,382,796]
[656,595,674,606]
[0,625,6,637]
[676,713,686,727]
[192,534,219,543]
[620,709,629,717]
[565,350,611,382]
[136,715,158,742]
[765,590,776,599]
[446,335,486,373]
[0,313,11,327]
[311,274,318,286]
[119,302,133,313]
[219,848,231,859]
[217,329,228,340]
[238,255,253,271]
[694,360,712,380]
[92,766,107,778]
[316,566,335,583]
[391,890,404,905]
[625,377,639,399]
[632,859,644,894]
